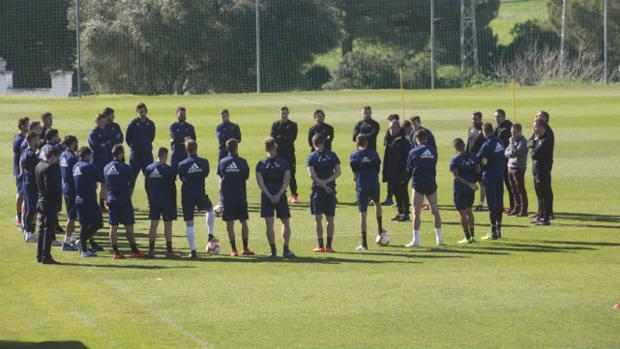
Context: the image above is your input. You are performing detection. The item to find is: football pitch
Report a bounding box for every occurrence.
[1,85,619,349]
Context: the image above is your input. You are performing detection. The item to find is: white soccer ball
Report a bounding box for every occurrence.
[213,203,224,217]
[206,239,220,255]
[375,232,390,246]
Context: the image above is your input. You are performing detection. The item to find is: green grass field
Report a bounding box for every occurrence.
[1,84,620,349]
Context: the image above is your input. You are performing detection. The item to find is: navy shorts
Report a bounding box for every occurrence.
[413,184,437,196]
[182,194,212,221]
[108,200,135,226]
[23,183,38,212]
[260,194,290,219]
[76,200,103,226]
[356,187,380,213]
[483,178,504,211]
[310,189,336,217]
[149,203,177,221]
[64,193,78,220]
[223,201,249,222]
[454,191,475,211]
[93,162,107,183]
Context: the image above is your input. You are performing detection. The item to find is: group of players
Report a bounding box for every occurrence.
[13,104,555,264]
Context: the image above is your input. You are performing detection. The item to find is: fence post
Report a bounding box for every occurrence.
[256,0,261,93]
[75,0,81,98]
[604,0,608,84]
[430,0,435,89]
[560,0,567,70]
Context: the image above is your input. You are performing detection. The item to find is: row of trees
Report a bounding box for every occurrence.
[0,0,616,93]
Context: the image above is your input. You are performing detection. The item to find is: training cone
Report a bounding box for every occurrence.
[613,304,620,309]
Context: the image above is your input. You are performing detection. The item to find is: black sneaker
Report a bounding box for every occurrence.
[189,250,197,259]
[381,198,394,206]
[391,214,402,221]
[398,215,411,222]
[283,250,296,258]
[90,241,104,252]
[41,257,60,265]
[535,220,550,226]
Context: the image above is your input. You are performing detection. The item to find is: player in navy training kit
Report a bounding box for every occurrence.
[73,147,104,257]
[219,139,253,257]
[177,140,217,258]
[477,123,505,240]
[307,134,341,253]
[271,106,299,203]
[145,147,179,258]
[13,117,29,228]
[169,106,196,174]
[450,138,480,244]
[59,136,80,251]
[103,107,124,158]
[20,132,40,243]
[216,109,241,162]
[256,137,295,258]
[350,134,386,251]
[126,103,156,183]
[104,145,146,259]
[89,113,110,213]
[405,130,443,247]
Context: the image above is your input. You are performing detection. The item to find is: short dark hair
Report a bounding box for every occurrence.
[472,111,482,119]
[264,137,277,151]
[221,109,229,115]
[45,146,60,159]
[280,106,289,112]
[495,109,506,118]
[77,146,91,160]
[157,147,168,158]
[102,107,114,117]
[312,134,325,147]
[226,138,238,153]
[453,138,465,151]
[112,144,124,158]
[410,115,421,123]
[185,139,197,154]
[362,105,371,111]
[537,111,549,122]
[29,121,41,131]
[512,123,522,132]
[136,103,147,112]
[176,106,186,113]
[356,134,368,147]
[402,120,412,129]
[415,129,427,142]
[18,117,30,129]
[41,112,52,121]
[45,128,58,142]
[62,135,77,148]
[483,122,494,134]
[26,131,39,142]
[387,114,399,121]
[314,109,325,117]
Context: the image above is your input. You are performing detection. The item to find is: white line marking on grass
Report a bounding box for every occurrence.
[286,96,323,105]
[86,269,213,349]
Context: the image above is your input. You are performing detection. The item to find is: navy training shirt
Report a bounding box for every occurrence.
[255,155,290,195]
[13,134,25,177]
[104,160,135,202]
[59,149,78,196]
[89,127,110,165]
[125,117,156,155]
[219,154,250,204]
[407,143,438,191]
[449,152,478,194]
[476,136,505,182]
[105,122,124,147]
[73,160,102,204]
[145,162,176,205]
[306,149,340,190]
[177,154,210,198]
[216,122,241,160]
[20,147,39,188]
[169,121,196,155]
[349,148,381,192]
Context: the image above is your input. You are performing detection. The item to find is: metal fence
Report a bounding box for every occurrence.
[0,0,616,97]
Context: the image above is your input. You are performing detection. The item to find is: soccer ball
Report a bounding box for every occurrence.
[213,203,224,217]
[206,239,220,255]
[375,231,390,246]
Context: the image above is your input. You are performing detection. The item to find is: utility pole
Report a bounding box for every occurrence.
[76,0,81,98]
[256,0,261,93]
[560,0,567,68]
[430,0,435,89]
[460,0,479,75]
[604,0,608,84]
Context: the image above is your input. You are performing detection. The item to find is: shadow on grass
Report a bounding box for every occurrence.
[336,250,469,259]
[159,255,419,265]
[0,341,88,349]
[552,211,620,223]
[57,263,196,270]
[539,240,620,247]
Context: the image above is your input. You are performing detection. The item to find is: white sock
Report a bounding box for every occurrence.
[435,228,443,243]
[64,235,72,243]
[413,230,420,242]
[186,227,196,251]
[206,211,215,237]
